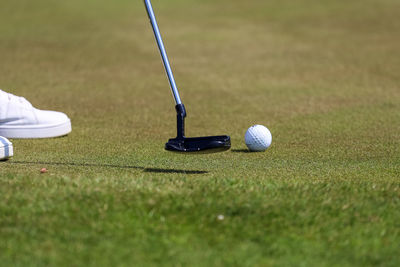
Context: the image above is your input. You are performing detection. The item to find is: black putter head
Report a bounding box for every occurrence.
[166,135,231,153]
[165,104,231,154]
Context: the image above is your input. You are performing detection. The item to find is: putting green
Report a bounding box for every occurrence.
[1,0,399,266]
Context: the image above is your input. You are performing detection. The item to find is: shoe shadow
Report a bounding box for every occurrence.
[7,161,208,175]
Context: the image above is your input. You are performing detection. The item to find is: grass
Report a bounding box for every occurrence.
[0,0,399,266]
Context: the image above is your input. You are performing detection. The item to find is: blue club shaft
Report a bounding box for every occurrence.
[144,0,182,105]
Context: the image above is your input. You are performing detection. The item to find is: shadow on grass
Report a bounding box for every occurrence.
[144,168,207,174]
[7,161,208,174]
[231,149,252,153]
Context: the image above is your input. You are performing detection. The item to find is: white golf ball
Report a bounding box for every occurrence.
[245,125,272,152]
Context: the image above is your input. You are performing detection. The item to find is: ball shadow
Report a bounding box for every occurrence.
[231,149,252,153]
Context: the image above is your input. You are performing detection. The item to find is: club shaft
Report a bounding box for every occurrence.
[144,0,182,105]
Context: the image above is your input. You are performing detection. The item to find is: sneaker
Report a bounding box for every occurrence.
[0,89,71,138]
[0,136,13,160]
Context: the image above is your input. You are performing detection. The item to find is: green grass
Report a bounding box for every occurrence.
[1,0,399,266]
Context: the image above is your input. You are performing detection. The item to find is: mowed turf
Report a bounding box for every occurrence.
[1,0,399,265]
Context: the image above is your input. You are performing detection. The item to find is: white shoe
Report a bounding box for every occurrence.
[0,90,71,138]
[0,136,13,160]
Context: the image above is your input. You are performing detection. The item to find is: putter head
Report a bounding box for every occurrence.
[165,104,230,153]
[165,135,231,153]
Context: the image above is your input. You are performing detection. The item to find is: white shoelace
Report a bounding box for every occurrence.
[0,89,32,107]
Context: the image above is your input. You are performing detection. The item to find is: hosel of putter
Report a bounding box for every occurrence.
[175,104,186,139]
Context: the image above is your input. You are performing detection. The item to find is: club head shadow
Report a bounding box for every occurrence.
[165,135,231,153]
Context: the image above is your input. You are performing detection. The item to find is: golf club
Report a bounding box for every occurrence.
[144,0,231,153]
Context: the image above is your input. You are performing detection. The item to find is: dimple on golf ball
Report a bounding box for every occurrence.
[245,125,272,152]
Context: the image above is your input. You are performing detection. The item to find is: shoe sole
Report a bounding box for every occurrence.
[0,136,13,160]
[0,119,71,139]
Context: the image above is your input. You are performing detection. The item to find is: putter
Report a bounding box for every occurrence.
[144,0,231,153]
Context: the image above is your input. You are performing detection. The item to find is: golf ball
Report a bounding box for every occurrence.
[245,125,272,151]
